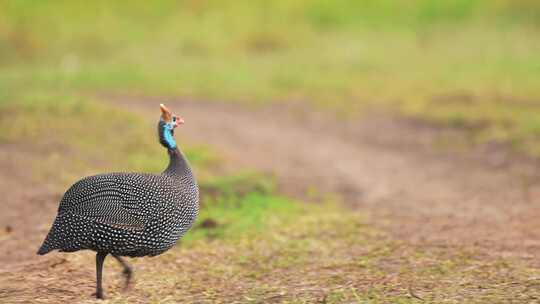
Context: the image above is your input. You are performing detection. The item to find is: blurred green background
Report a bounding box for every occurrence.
[2,0,540,155]
[0,0,540,144]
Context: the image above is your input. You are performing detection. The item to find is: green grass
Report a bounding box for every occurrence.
[1,1,540,154]
[188,173,298,242]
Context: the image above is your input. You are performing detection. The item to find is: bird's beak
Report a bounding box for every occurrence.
[160,103,172,122]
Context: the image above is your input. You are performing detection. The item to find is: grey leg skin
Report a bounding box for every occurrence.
[113,255,133,290]
[95,252,108,299]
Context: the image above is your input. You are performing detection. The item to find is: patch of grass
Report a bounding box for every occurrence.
[189,192,301,242]
[200,171,275,200]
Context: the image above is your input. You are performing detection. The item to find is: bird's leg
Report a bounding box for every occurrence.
[112,255,133,291]
[95,252,108,299]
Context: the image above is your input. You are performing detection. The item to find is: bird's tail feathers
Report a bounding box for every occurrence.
[37,242,52,255]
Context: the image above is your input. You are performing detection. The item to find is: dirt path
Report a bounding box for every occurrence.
[117,98,540,260]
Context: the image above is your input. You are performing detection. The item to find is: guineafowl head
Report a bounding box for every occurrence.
[158,103,184,150]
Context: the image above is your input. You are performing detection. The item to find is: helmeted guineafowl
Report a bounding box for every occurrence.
[37,104,199,299]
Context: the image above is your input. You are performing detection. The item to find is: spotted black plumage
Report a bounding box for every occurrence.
[37,104,198,299]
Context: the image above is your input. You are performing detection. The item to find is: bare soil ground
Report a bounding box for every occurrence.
[1,98,540,303]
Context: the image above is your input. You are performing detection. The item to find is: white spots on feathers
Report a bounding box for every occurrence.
[39,165,199,257]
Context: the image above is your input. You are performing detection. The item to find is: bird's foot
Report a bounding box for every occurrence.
[122,268,134,292]
[92,290,105,300]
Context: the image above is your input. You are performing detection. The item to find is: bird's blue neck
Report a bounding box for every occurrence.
[158,120,191,178]
[163,124,176,149]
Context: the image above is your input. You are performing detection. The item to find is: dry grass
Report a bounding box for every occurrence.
[3,207,540,303]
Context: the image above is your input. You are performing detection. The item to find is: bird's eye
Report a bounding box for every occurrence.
[172,116,176,122]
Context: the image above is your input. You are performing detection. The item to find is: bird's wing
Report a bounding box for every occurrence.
[58,173,157,230]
